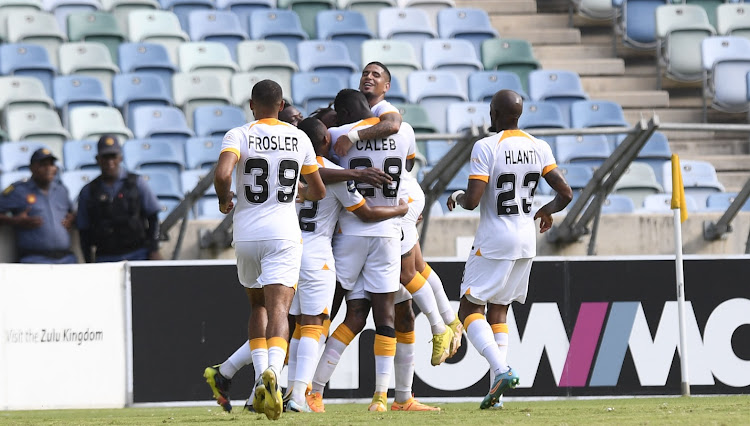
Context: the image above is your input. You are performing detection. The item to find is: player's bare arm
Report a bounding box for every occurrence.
[334,113,402,157]
[214,151,238,214]
[300,169,326,201]
[318,166,391,188]
[534,167,573,233]
[353,199,408,222]
[447,179,486,211]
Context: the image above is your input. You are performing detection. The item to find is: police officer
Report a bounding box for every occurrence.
[0,148,77,263]
[76,135,163,262]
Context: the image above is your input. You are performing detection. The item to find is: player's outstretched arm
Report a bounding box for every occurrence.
[447,179,486,211]
[334,113,402,157]
[534,168,573,233]
[214,151,237,214]
[352,199,408,222]
[318,166,391,188]
[300,170,326,201]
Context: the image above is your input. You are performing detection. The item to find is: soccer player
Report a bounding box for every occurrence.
[446,90,572,409]
[213,79,326,420]
[285,117,409,413]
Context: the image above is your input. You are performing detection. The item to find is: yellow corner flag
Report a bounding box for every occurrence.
[670,154,688,223]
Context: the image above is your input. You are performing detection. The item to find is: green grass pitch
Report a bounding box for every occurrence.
[2,396,750,425]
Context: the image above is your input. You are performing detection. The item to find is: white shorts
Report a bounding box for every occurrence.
[344,277,412,304]
[394,285,412,304]
[461,255,533,305]
[333,234,400,295]
[235,239,302,288]
[400,197,424,255]
[290,268,335,316]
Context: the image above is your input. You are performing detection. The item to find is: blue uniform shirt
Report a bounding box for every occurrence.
[0,178,73,255]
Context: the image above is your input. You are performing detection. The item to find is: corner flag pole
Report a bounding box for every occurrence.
[670,154,690,397]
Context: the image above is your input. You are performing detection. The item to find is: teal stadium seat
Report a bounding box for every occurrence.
[655,4,716,87]
[67,11,126,62]
[277,0,335,39]
[481,38,540,93]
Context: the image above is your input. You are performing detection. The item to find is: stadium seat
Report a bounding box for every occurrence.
[127,10,189,64]
[407,70,467,133]
[0,0,43,44]
[717,2,750,39]
[0,141,49,172]
[180,169,215,216]
[187,10,247,61]
[528,70,588,126]
[98,0,160,34]
[316,10,373,69]
[572,0,616,20]
[185,136,221,169]
[42,0,100,34]
[685,0,723,29]
[518,101,567,130]
[59,168,98,202]
[600,194,636,214]
[118,42,178,97]
[446,101,489,133]
[177,41,239,93]
[570,99,629,146]
[68,106,133,142]
[172,72,232,127]
[661,159,724,206]
[339,0,396,35]
[701,36,750,120]
[158,0,214,30]
[0,170,32,189]
[655,4,716,86]
[249,9,308,62]
[481,38,540,93]
[392,103,438,133]
[58,42,119,99]
[642,193,699,212]
[6,108,69,159]
[538,163,593,195]
[436,8,498,58]
[6,10,65,68]
[139,168,183,203]
[53,75,111,127]
[705,192,750,211]
[0,43,57,95]
[625,131,671,186]
[555,134,612,168]
[297,40,359,84]
[131,105,194,140]
[422,39,482,94]
[236,41,298,96]
[613,0,668,50]
[277,0,335,39]
[613,162,664,207]
[0,76,55,122]
[361,39,421,92]
[62,139,98,170]
[403,0,454,26]
[468,71,528,102]
[113,73,173,128]
[292,71,346,112]
[377,7,436,64]
[348,72,408,103]
[231,71,289,120]
[66,11,125,62]
[193,105,245,137]
[216,0,273,34]
[123,138,186,175]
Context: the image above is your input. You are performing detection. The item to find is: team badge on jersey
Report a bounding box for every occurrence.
[26,194,37,204]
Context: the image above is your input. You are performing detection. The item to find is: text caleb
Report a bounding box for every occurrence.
[356,138,396,151]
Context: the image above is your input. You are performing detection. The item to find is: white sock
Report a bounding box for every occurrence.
[318,333,327,356]
[422,264,455,324]
[373,334,396,394]
[219,340,252,379]
[287,337,299,385]
[267,345,287,374]
[466,315,508,377]
[292,325,323,405]
[250,338,268,383]
[312,336,348,394]
[406,274,446,335]
[394,338,415,403]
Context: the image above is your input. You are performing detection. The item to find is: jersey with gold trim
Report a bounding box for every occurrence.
[371,99,399,118]
[469,129,556,259]
[221,118,318,242]
[297,157,365,270]
[330,117,414,238]
[397,123,424,203]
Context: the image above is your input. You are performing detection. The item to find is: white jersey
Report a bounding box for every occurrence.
[221,118,318,242]
[297,157,365,271]
[330,117,414,238]
[397,122,423,203]
[469,129,557,259]
[371,99,399,119]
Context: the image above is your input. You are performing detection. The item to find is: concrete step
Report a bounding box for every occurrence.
[589,90,670,108]
[491,13,569,32]
[534,44,613,60]
[501,28,581,44]
[717,172,750,192]
[670,140,750,157]
[459,0,536,14]
[581,76,657,92]
[572,12,616,28]
[624,108,703,123]
[540,58,624,75]
[686,155,750,172]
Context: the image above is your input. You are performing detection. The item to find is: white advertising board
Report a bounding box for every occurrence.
[0,262,128,410]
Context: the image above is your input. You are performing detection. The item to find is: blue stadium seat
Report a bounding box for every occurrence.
[63,139,99,170]
[249,9,308,62]
[348,72,408,103]
[187,10,247,61]
[422,39,482,94]
[131,105,194,140]
[6,10,65,68]
[193,105,246,137]
[156,197,181,220]
[118,42,178,97]
[180,167,216,195]
[468,71,528,102]
[403,0,455,26]
[518,101,567,130]
[446,102,490,133]
[53,75,111,127]
[600,194,636,214]
[377,7,437,64]
[291,71,345,112]
[60,169,98,202]
[423,139,456,165]
[528,69,588,126]
[139,168,184,220]
[341,0,396,35]
[555,134,612,168]
[0,141,49,172]
[185,136,222,169]
[113,73,173,127]
[705,192,750,212]
[701,35,750,120]
[407,70,468,132]
[127,10,189,65]
[159,0,214,30]
[316,10,373,70]
[0,43,57,95]
[620,131,672,186]
[661,159,724,206]
[123,138,186,175]
[436,8,498,58]
[43,0,100,34]
[297,40,359,84]
[0,170,32,189]
[58,41,119,99]
[216,0,273,34]
[642,193,699,212]
[570,100,629,128]
[538,163,593,195]
[613,0,668,50]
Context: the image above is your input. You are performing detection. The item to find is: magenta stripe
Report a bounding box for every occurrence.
[559,302,609,387]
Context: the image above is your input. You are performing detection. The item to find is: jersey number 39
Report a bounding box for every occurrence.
[244,158,299,204]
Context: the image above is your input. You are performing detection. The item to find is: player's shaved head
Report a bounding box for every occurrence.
[334,89,373,125]
[250,79,284,118]
[298,117,329,154]
[489,89,523,132]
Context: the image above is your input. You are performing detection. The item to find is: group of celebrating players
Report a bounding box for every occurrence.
[203,60,573,420]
